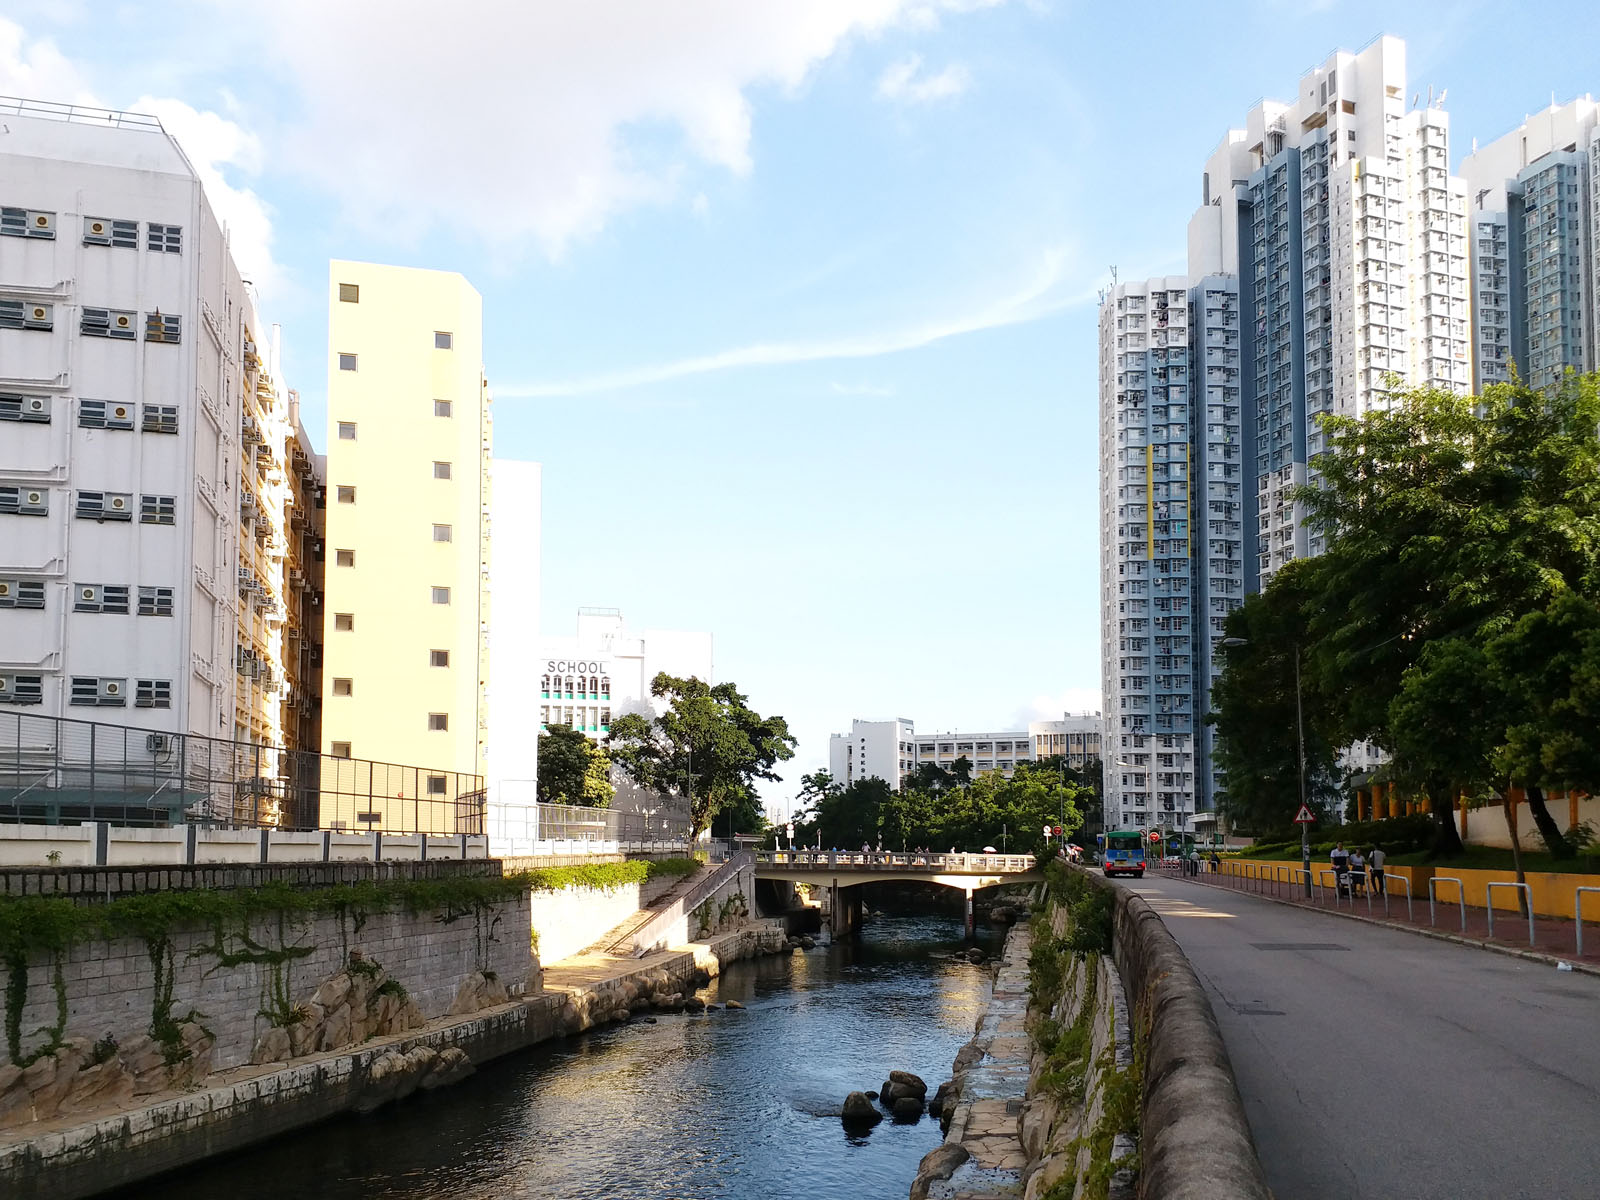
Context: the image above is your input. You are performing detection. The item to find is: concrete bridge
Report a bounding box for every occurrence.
[752,850,1039,934]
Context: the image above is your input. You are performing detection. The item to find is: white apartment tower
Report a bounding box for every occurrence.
[0,99,303,765]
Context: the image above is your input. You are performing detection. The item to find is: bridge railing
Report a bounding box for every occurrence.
[753,850,1035,873]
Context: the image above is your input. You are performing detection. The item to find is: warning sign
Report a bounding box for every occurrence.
[1292,804,1316,824]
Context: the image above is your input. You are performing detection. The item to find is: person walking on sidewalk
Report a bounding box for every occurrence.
[1369,845,1386,895]
[1348,848,1366,895]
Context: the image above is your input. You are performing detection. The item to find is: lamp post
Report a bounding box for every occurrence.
[1220,636,1311,897]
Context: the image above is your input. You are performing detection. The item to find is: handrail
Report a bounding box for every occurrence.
[753,850,1035,873]
[1383,871,1414,922]
[1484,881,1534,946]
[1576,887,1600,958]
[628,852,752,954]
[1429,876,1466,933]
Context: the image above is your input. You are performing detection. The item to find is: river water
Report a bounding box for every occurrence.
[132,912,1004,1200]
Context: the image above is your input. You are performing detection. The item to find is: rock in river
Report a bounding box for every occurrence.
[841,1091,882,1126]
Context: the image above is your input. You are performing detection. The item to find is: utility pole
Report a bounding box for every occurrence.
[1295,642,1311,897]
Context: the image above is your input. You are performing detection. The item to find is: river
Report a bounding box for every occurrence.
[125,911,1005,1200]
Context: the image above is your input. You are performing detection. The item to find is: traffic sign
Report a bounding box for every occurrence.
[1042,824,1052,837]
[1292,804,1316,824]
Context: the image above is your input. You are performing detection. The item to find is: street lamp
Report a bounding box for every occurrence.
[1219,635,1311,897]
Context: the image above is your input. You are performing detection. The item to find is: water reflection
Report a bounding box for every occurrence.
[125,914,1003,1200]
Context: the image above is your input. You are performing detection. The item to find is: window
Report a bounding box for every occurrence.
[137,586,174,616]
[336,485,356,504]
[140,494,176,525]
[334,613,354,631]
[0,674,44,705]
[0,299,53,330]
[144,312,181,344]
[332,678,354,696]
[338,421,357,440]
[147,223,182,253]
[433,461,452,479]
[335,549,355,567]
[0,207,54,238]
[135,679,172,708]
[79,400,135,430]
[430,649,450,667]
[338,353,358,371]
[74,584,131,614]
[83,217,137,248]
[338,283,360,303]
[331,741,352,759]
[428,713,449,731]
[426,774,448,795]
[0,487,48,516]
[141,405,179,434]
[81,307,137,339]
[431,586,451,604]
[434,331,453,350]
[76,491,134,521]
[434,399,452,417]
[70,676,126,706]
[431,523,452,542]
[0,579,46,609]
[0,393,51,424]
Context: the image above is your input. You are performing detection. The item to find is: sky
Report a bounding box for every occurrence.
[4,0,1597,811]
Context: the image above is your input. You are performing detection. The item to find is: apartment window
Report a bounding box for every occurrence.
[334,612,355,631]
[431,586,451,604]
[80,400,136,430]
[146,223,182,253]
[76,491,133,521]
[140,494,177,525]
[338,353,358,372]
[332,678,354,697]
[428,713,449,731]
[433,461,452,479]
[338,421,357,440]
[141,405,179,434]
[0,393,51,423]
[331,741,352,759]
[70,676,126,706]
[137,586,174,616]
[135,679,172,708]
[81,307,137,339]
[434,331,453,350]
[1,207,55,238]
[74,584,131,614]
[0,674,44,705]
[335,549,355,567]
[0,299,53,331]
[426,774,448,795]
[0,487,48,516]
[338,283,359,303]
[430,649,450,667]
[144,312,182,344]
[83,217,137,247]
[0,579,46,609]
[336,485,356,504]
[431,523,452,542]
[434,399,452,417]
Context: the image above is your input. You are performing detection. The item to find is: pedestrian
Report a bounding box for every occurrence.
[1348,847,1366,895]
[1209,849,1220,873]
[1330,842,1350,897]
[1369,845,1386,895]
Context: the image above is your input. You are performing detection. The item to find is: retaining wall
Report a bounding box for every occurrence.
[0,823,487,868]
[527,874,681,964]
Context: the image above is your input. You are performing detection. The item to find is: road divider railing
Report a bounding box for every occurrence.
[1576,887,1600,958]
[1484,881,1535,946]
[1429,876,1466,933]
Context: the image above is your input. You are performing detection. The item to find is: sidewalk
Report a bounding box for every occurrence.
[1167,864,1600,974]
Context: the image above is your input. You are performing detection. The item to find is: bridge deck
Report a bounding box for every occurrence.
[753,850,1036,875]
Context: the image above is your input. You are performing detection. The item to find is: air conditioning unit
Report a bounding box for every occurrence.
[29,211,54,236]
[146,733,172,753]
[22,490,46,515]
[107,494,130,516]
[25,304,52,330]
[111,311,135,338]
[84,218,111,245]
[24,396,49,421]
[99,678,123,701]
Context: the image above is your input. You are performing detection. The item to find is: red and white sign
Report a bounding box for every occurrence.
[1292,804,1316,824]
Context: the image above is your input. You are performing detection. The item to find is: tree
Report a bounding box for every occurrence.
[607,674,796,842]
[808,778,891,848]
[948,755,974,786]
[536,725,615,807]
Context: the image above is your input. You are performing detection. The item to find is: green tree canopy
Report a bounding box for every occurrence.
[536,725,615,807]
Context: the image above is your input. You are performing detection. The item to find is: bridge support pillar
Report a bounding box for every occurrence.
[964,887,974,938]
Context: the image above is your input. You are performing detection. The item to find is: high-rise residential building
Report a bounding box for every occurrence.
[1462,97,1599,392]
[1098,276,1244,833]
[321,262,492,809]
[0,98,319,790]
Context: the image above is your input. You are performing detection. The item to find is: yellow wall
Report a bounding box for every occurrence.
[321,261,490,822]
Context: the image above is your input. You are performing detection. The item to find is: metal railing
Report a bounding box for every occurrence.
[534,801,691,843]
[1576,887,1600,958]
[754,850,1036,873]
[1429,876,1466,933]
[0,711,483,835]
[1484,881,1534,946]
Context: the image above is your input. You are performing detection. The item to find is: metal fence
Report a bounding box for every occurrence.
[0,711,484,834]
[535,800,692,843]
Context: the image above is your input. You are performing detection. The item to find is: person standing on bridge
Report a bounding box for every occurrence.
[1368,845,1386,895]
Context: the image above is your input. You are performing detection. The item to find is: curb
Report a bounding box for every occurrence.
[1175,874,1600,978]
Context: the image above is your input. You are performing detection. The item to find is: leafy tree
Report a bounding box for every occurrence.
[607,674,796,842]
[536,725,615,807]
[807,778,891,848]
[947,755,974,786]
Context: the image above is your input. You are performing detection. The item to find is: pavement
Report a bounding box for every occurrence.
[1123,872,1600,1200]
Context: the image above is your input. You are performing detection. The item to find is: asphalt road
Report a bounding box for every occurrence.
[1124,873,1600,1200]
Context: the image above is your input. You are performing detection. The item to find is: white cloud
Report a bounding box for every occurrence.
[0,19,282,296]
[877,54,971,104]
[259,0,1003,258]
[500,246,1076,397]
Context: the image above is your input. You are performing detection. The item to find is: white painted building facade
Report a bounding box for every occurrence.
[828,714,1103,789]
[538,608,713,740]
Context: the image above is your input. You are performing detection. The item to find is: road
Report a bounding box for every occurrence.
[1124,873,1600,1200]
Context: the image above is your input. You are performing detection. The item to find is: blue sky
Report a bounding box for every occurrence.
[5,1,1597,808]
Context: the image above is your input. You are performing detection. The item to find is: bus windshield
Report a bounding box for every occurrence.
[1100,830,1147,876]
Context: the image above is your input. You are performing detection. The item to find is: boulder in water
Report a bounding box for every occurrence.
[841,1091,882,1126]
[891,1095,924,1122]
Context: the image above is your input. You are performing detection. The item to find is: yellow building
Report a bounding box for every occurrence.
[320,262,491,832]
